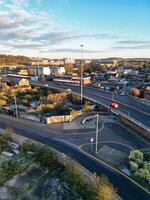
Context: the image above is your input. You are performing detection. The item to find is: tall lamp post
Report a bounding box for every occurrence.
[14,95,18,119]
[80,44,84,104]
[83,114,99,154]
[95,114,99,154]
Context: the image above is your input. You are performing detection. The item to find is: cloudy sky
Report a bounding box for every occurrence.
[0,0,150,58]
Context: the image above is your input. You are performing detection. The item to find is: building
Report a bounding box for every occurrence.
[50,66,65,75]
[54,76,91,85]
[30,66,65,76]
[18,78,29,86]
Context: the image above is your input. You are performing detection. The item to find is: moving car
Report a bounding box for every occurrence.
[110,102,119,109]
[121,91,126,96]
[66,88,72,92]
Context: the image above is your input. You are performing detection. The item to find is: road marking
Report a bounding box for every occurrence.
[92,92,150,116]
[79,143,150,196]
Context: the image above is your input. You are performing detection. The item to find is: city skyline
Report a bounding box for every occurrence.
[0,0,150,58]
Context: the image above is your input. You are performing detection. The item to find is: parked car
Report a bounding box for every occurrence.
[110,102,119,109]
[44,84,48,87]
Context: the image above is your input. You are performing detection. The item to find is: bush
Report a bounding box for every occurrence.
[143,161,150,171]
[92,173,115,200]
[135,168,150,183]
[2,128,13,141]
[129,150,143,166]
[21,140,38,154]
[61,164,95,200]
[82,103,91,112]
[36,146,58,170]
[129,161,139,171]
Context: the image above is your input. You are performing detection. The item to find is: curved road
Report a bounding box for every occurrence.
[31,81,150,127]
[0,115,149,200]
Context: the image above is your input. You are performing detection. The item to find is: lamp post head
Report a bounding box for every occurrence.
[80,44,84,48]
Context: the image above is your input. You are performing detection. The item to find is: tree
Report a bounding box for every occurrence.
[97,184,114,200]
[143,161,150,171]
[131,88,140,97]
[2,128,12,141]
[0,99,6,107]
[92,174,115,200]
[21,140,38,154]
[98,64,108,72]
[129,150,143,166]
[135,168,150,183]
[82,103,91,112]
[65,63,73,74]
[129,161,139,171]
[36,146,58,169]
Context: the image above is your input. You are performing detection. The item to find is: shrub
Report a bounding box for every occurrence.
[129,150,143,166]
[143,161,150,171]
[21,140,38,154]
[82,103,91,112]
[129,161,139,171]
[36,146,58,170]
[61,164,95,200]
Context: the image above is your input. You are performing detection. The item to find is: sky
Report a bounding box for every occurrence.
[0,0,150,58]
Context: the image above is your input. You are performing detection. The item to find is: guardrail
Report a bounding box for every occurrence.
[111,109,150,133]
[30,82,150,133]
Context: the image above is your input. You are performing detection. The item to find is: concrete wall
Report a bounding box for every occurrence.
[19,113,41,122]
[119,115,150,140]
[46,115,71,124]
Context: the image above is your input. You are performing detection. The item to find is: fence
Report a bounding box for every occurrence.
[30,82,150,134]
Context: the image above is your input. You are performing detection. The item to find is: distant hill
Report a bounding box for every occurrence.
[0,54,31,66]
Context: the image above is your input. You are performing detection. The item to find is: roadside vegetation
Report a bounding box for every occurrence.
[129,150,150,185]
[0,128,119,200]
[0,85,93,118]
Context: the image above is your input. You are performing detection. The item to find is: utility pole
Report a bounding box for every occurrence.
[14,95,18,119]
[80,44,84,104]
[95,114,99,154]
[37,56,40,78]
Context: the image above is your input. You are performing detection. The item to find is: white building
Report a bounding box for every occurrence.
[50,66,65,75]
[30,66,65,76]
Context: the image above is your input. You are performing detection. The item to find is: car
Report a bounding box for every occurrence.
[110,102,119,109]
[44,84,48,87]
[66,88,72,92]
[121,91,126,96]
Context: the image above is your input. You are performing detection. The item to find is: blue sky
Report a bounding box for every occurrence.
[0,0,150,58]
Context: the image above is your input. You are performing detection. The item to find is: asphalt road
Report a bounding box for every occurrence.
[0,115,149,200]
[31,81,150,127]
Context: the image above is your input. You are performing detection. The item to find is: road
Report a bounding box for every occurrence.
[0,114,149,200]
[30,81,150,128]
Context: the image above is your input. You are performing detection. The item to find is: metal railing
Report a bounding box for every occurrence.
[30,82,150,133]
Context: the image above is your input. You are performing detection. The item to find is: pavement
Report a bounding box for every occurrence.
[31,81,150,127]
[0,114,150,200]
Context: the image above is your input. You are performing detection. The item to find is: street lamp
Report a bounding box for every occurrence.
[80,44,84,104]
[83,114,99,154]
[14,95,18,118]
[95,114,99,154]
[37,56,39,77]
